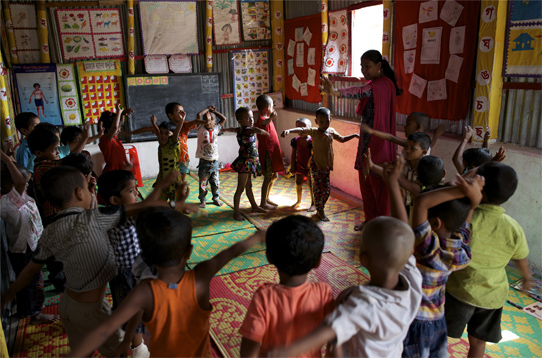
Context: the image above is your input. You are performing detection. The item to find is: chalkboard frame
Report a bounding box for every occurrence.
[123,73,222,142]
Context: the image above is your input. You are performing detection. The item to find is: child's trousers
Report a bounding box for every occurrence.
[8,250,44,317]
[310,159,331,212]
[198,159,220,202]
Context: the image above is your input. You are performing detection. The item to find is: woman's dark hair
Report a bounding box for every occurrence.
[361,50,402,96]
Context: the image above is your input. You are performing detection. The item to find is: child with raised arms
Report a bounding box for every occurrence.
[281,107,359,222]
[290,117,315,211]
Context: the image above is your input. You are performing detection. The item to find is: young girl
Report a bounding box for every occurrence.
[150,113,184,201]
[223,107,269,221]
[290,117,315,211]
[282,108,359,222]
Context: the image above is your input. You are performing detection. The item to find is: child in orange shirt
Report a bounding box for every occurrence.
[239,215,335,357]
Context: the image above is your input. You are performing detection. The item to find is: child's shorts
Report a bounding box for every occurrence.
[262,153,274,177]
[445,292,503,343]
[179,161,190,174]
[402,316,448,358]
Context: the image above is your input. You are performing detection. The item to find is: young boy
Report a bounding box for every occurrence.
[383,155,480,358]
[0,166,180,357]
[68,208,265,357]
[445,162,531,358]
[14,112,40,169]
[272,216,423,357]
[281,108,359,221]
[290,117,315,211]
[239,215,334,357]
[195,106,227,208]
[255,94,284,210]
[452,125,492,174]
[61,153,98,209]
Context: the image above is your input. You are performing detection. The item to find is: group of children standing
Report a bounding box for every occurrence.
[0,88,532,358]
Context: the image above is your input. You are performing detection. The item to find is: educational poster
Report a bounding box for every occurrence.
[169,55,192,73]
[503,0,542,77]
[284,14,322,103]
[55,8,125,61]
[139,0,199,55]
[213,0,242,46]
[57,64,83,126]
[13,64,63,126]
[240,0,271,41]
[322,10,349,75]
[76,60,125,124]
[420,27,442,64]
[9,3,40,64]
[144,55,169,74]
[232,49,270,110]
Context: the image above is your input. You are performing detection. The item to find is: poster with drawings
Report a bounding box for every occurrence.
[213,0,242,46]
[232,49,270,110]
[240,0,271,41]
[57,64,83,126]
[55,8,125,61]
[9,3,40,63]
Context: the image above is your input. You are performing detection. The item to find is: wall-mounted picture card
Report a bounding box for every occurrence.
[440,0,463,27]
[144,55,169,74]
[213,0,242,46]
[57,64,83,126]
[232,49,270,110]
[9,3,40,63]
[427,78,447,101]
[409,73,427,99]
[240,0,271,41]
[419,0,438,23]
[169,55,193,73]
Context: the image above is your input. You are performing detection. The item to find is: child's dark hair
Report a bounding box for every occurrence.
[159,121,177,132]
[28,125,59,154]
[256,94,273,111]
[408,132,431,151]
[98,111,116,133]
[165,102,182,116]
[316,107,331,118]
[416,156,444,187]
[14,112,38,132]
[60,126,83,145]
[463,148,492,170]
[97,170,136,204]
[424,185,471,233]
[137,207,192,267]
[33,83,40,88]
[37,122,60,135]
[40,166,86,209]
[296,117,312,127]
[235,106,251,121]
[266,215,324,276]
[410,112,430,131]
[61,153,93,176]
[361,50,402,96]
[476,162,518,205]
[1,161,30,194]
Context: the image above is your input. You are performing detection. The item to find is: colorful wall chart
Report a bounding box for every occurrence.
[13,64,63,126]
[232,49,270,110]
[322,9,349,75]
[503,0,542,77]
[76,60,124,124]
[56,64,83,126]
[139,0,199,55]
[213,0,242,46]
[9,3,40,64]
[55,8,125,61]
[284,14,322,103]
[240,0,271,41]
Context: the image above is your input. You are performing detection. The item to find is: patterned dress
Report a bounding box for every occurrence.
[155,136,181,200]
[231,127,261,177]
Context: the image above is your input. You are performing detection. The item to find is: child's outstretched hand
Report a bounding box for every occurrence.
[454,174,485,208]
[463,125,473,142]
[82,124,91,140]
[483,126,491,141]
[207,105,217,112]
[363,148,375,171]
[434,123,447,138]
[150,115,158,126]
[492,146,506,162]
[382,154,405,185]
[360,123,374,135]
[281,130,290,138]
[175,181,199,214]
[97,121,105,136]
[269,110,278,122]
[319,76,339,96]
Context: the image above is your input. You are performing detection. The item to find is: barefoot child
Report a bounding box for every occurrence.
[290,117,315,211]
[28,83,48,118]
[281,107,359,221]
[223,107,269,221]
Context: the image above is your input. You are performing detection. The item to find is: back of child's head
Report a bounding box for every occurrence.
[316,107,330,119]
[159,120,177,133]
[423,185,471,232]
[61,153,93,176]
[266,215,324,276]
[28,124,59,154]
[40,166,86,209]
[476,161,518,205]
[60,126,83,145]
[235,106,250,121]
[97,170,135,205]
[15,112,38,132]
[165,102,182,116]
[1,161,30,194]
[98,110,116,133]
[296,117,312,127]
[463,148,492,170]
[407,132,431,151]
[256,94,273,111]
[409,112,430,132]
[137,207,192,267]
[416,155,444,187]
[38,122,60,135]
[361,217,414,273]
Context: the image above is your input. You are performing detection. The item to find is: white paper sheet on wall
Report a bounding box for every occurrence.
[307,48,316,66]
[420,27,442,64]
[307,68,316,86]
[427,79,447,101]
[404,50,416,73]
[449,26,465,54]
[440,0,463,27]
[288,58,294,76]
[292,74,301,92]
[419,0,438,24]
[403,24,418,50]
[409,73,427,98]
[295,27,303,42]
[303,27,312,46]
[445,54,463,83]
[300,83,308,96]
[296,43,304,67]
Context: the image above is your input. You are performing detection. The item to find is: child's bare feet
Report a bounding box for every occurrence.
[251,206,268,213]
[198,201,206,208]
[267,199,279,207]
[233,212,245,221]
[183,209,190,214]
[291,201,301,209]
[213,199,223,206]
[317,210,330,222]
[261,203,276,210]
[354,222,365,231]
[307,204,316,212]
[30,313,59,325]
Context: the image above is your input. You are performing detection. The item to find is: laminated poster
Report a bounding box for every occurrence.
[77,60,125,124]
[404,50,416,74]
[139,1,199,55]
[449,26,465,54]
[144,55,169,74]
[419,0,438,24]
[57,64,83,126]
[232,49,270,110]
[322,10,349,75]
[445,54,463,83]
[55,8,125,61]
[9,3,40,63]
[408,73,427,99]
[267,91,284,109]
[213,0,242,46]
[402,24,418,50]
[240,0,271,41]
[427,79,447,101]
[13,64,63,126]
[169,55,193,73]
[420,27,442,64]
[440,0,463,27]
